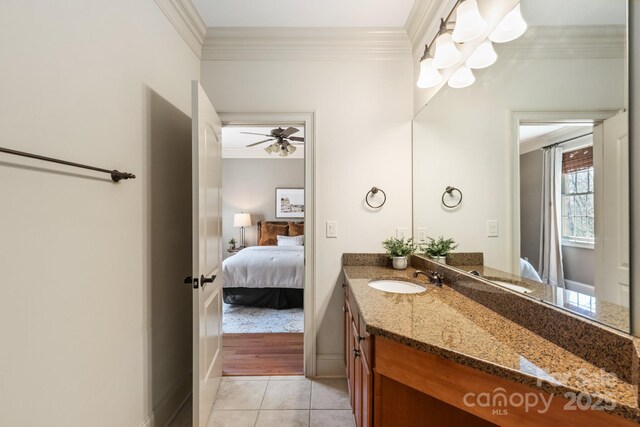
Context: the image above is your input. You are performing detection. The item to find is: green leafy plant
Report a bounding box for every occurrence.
[228,238,237,248]
[381,237,418,258]
[423,236,458,257]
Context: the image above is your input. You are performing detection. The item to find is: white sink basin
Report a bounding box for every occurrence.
[368,280,426,294]
[491,280,532,294]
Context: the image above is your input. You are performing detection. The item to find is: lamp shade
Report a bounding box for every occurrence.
[417,58,443,89]
[452,0,487,43]
[448,66,475,88]
[465,39,497,69]
[489,4,527,43]
[433,32,461,69]
[234,213,251,227]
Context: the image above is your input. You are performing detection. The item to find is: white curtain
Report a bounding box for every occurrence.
[539,146,565,287]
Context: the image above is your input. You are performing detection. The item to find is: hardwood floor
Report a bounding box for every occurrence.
[222,332,304,376]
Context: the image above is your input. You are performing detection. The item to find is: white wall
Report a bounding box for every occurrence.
[202,59,413,375]
[413,56,624,272]
[0,1,199,426]
[222,158,304,253]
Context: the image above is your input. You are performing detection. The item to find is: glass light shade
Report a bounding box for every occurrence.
[286,143,296,154]
[448,65,475,88]
[265,142,279,155]
[489,4,527,43]
[452,0,487,43]
[433,32,461,69]
[465,39,497,69]
[417,58,443,89]
[233,213,251,227]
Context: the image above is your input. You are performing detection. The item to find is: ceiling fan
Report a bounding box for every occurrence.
[241,126,304,157]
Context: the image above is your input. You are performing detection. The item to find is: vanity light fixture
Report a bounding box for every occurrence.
[489,3,528,43]
[415,1,525,90]
[465,39,498,69]
[433,20,462,69]
[448,65,475,88]
[451,0,487,43]
[416,45,443,89]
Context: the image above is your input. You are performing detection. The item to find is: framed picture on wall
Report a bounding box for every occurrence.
[276,188,304,219]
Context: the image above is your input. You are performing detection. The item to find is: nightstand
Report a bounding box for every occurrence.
[227,248,242,256]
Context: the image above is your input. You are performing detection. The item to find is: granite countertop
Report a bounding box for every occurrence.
[343,264,639,422]
[463,265,630,332]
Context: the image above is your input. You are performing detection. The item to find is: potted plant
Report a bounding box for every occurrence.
[423,236,458,264]
[382,237,418,270]
[228,238,237,250]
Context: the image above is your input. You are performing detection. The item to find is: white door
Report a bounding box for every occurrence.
[191,81,223,426]
[593,112,629,306]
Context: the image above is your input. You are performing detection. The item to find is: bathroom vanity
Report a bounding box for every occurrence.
[342,254,639,427]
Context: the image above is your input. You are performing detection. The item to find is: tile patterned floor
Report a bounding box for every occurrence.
[169,376,354,427]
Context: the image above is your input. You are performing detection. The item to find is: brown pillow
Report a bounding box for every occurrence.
[288,222,304,237]
[259,223,289,246]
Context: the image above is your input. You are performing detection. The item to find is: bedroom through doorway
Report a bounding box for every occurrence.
[220,121,306,376]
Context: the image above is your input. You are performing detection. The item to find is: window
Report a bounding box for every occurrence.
[561,146,594,246]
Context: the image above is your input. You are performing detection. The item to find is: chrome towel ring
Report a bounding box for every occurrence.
[442,186,462,208]
[366,187,386,209]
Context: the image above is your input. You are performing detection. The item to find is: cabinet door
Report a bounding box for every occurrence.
[361,353,372,427]
[353,322,363,426]
[345,304,355,411]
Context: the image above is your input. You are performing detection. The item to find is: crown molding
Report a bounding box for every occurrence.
[496,25,626,60]
[404,0,457,57]
[201,27,412,61]
[154,0,206,58]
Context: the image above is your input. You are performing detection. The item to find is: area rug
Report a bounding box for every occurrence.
[222,303,304,334]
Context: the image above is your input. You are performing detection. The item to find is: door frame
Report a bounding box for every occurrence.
[218,111,316,376]
[509,110,620,274]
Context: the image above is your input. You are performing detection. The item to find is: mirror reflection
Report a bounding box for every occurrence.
[412,0,629,331]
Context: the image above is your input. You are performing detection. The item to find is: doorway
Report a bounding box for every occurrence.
[219,112,315,377]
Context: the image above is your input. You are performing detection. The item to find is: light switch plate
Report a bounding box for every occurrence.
[396,228,408,239]
[487,220,499,237]
[417,228,428,243]
[326,221,338,238]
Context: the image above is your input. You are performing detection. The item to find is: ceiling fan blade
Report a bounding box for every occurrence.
[240,132,272,137]
[246,138,274,147]
[288,136,304,142]
[281,127,299,137]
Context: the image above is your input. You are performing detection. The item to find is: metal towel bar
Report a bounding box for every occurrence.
[0,146,135,182]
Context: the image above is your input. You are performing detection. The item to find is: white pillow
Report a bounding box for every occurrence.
[277,235,304,246]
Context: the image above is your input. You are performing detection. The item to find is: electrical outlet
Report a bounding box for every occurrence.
[417,228,428,243]
[396,227,408,239]
[326,221,338,238]
[487,220,499,237]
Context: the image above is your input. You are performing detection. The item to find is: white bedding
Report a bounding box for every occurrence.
[222,246,304,289]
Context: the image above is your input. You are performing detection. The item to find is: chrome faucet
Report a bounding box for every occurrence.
[413,270,444,287]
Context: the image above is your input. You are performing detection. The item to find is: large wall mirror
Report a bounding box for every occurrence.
[412,0,630,331]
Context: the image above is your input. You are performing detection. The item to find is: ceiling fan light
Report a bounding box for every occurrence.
[489,3,527,43]
[433,32,461,69]
[452,0,487,43]
[448,65,475,88]
[417,58,443,89]
[286,144,297,155]
[465,39,497,69]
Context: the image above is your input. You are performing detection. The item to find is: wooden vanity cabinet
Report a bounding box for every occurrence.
[344,284,373,427]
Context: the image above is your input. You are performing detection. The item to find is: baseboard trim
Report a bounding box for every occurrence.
[141,371,192,427]
[315,353,345,378]
[565,279,594,296]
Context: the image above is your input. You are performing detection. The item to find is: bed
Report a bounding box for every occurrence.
[222,220,304,308]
